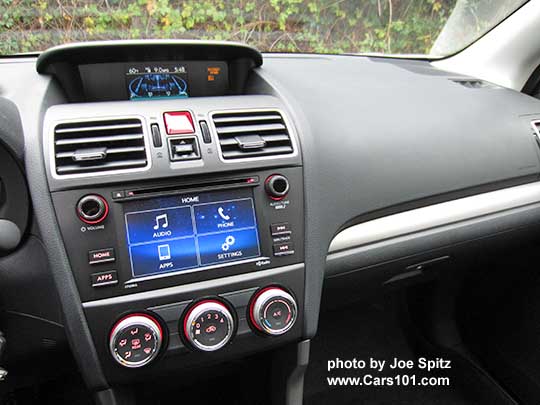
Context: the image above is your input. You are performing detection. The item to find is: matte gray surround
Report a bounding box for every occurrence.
[2,60,111,391]
[44,97,301,192]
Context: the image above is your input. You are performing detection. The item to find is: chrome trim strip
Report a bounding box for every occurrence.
[329,181,540,253]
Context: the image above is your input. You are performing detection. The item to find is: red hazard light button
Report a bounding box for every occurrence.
[163,111,194,135]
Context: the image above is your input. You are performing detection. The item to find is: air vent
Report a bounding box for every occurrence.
[450,79,496,89]
[53,118,148,176]
[212,111,294,159]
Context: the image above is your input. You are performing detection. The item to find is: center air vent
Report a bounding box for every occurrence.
[53,118,148,176]
[212,111,294,159]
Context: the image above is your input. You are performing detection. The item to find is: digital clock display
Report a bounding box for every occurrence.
[126,64,189,100]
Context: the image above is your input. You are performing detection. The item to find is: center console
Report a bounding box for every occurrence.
[38,41,306,389]
[53,164,304,381]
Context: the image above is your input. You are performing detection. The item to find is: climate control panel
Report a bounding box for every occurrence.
[107,285,299,369]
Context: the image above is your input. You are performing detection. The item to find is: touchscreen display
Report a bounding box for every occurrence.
[124,189,261,279]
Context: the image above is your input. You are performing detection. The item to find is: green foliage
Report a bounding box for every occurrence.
[0,0,458,55]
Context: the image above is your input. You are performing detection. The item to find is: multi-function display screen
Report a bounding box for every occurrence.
[79,61,229,101]
[126,64,189,100]
[123,189,261,279]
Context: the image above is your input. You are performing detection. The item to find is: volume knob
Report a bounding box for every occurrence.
[77,194,108,224]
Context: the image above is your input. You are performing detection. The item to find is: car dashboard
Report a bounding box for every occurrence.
[2,39,540,402]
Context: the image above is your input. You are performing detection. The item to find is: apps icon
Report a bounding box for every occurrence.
[158,244,171,261]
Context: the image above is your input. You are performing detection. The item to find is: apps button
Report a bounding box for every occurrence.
[129,237,198,277]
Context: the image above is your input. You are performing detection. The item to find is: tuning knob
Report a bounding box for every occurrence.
[183,300,235,352]
[249,287,297,336]
[265,174,290,200]
[109,313,163,368]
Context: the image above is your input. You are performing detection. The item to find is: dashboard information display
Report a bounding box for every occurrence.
[80,61,229,101]
[124,189,261,279]
[126,64,189,100]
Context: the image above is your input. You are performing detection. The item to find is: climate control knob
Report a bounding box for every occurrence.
[249,287,297,336]
[183,300,235,352]
[265,174,290,200]
[109,313,163,368]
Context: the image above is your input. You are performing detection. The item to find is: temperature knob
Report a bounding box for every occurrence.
[109,313,163,368]
[249,287,297,336]
[183,300,235,352]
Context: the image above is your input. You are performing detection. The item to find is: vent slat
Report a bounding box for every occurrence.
[216,123,286,135]
[221,146,294,159]
[55,123,142,134]
[261,133,291,142]
[55,134,144,146]
[212,110,293,160]
[56,159,148,174]
[212,114,282,124]
[55,146,146,159]
[219,133,290,147]
[219,138,239,147]
[54,118,148,176]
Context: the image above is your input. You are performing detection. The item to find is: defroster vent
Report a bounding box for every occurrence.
[212,110,294,159]
[53,118,149,176]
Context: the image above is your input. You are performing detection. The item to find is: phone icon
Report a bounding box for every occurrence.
[217,207,231,221]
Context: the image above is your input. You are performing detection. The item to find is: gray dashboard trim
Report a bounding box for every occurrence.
[82,263,303,308]
[43,96,302,192]
[20,77,110,390]
[48,114,153,181]
[329,180,540,253]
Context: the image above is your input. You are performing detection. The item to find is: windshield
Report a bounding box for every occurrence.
[0,0,528,57]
